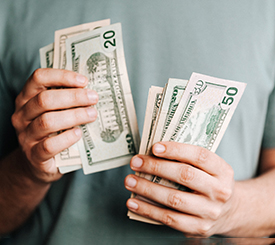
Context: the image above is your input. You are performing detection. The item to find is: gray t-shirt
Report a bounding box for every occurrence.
[1,0,275,244]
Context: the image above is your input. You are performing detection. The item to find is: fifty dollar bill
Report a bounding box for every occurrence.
[129,73,246,224]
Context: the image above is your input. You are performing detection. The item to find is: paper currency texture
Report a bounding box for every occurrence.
[129,73,246,224]
[66,23,140,174]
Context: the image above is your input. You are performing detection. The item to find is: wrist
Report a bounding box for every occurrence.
[0,148,52,234]
[216,182,241,237]
[16,147,62,185]
[4,148,54,187]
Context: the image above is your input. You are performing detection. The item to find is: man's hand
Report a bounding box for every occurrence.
[0,68,99,234]
[11,68,98,183]
[125,142,235,237]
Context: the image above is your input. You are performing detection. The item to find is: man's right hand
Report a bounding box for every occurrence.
[11,68,98,183]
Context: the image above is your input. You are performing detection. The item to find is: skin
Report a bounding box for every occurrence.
[0,68,98,234]
[125,143,275,237]
[1,68,275,237]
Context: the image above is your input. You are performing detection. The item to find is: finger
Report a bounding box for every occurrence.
[31,127,82,162]
[152,142,225,176]
[125,174,215,218]
[130,155,219,197]
[17,68,88,107]
[20,88,98,121]
[126,197,209,236]
[27,107,97,140]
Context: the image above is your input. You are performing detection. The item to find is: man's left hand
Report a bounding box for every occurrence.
[125,142,235,237]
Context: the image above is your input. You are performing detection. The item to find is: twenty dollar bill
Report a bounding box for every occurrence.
[66,23,140,174]
[53,20,110,173]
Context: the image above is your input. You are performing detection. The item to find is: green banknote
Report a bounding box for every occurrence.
[53,20,110,173]
[163,73,246,150]
[66,23,140,174]
[53,19,110,69]
[39,43,54,68]
[147,78,188,153]
[129,73,246,224]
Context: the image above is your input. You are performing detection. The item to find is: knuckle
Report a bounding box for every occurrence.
[217,186,232,202]
[148,157,160,174]
[18,133,32,159]
[196,147,209,165]
[196,147,209,166]
[38,113,54,131]
[41,138,54,155]
[61,70,71,83]
[73,108,84,122]
[142,207,151,218]
[197,222,212,237]
[18,132,26,146]
[179,165,195,184]
[85,89,91,102]
[73,90,80,103]
[11,113,20,129]
[69,89,81,104]
[37,91,51,109]
[143,185,151,197]
[32,68,44,83]
[64,129,75,143]
[161,212,174,226]
[209,207,222,221]
[167,192,184,209]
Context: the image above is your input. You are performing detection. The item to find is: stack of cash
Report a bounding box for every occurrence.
[128,73,246,224]
[39,21,246,224]
[39,20,140,174]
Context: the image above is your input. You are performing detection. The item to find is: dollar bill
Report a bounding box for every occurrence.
[53,20,111,172]
[53,19,110,69]
[66,23,140,174]
[151,72,246,192]
[39,42,82,173]
[128,86,164,224]
[129,73,246,224]
[146,78,188,154]
[163,73,246,148]
[39,43,54,68]
[139,86,163,155]
[128,80,187,224]
[139,78,188,192]
[55,148,82,173]
[58,164,82,174]
[142,84,168,155]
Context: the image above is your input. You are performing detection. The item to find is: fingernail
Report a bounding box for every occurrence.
[86,107,97,118]
[153,143,166,154]
[76,74,87,84]
[74,128,82,136]
[87,90,98,103]
[126,176,137,188]
[131,156,143,168]
[127,200,138,210]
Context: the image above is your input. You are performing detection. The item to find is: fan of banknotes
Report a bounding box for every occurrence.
[39,18,246,190]
[128,73,246,224]
[40,19,140,174]
[40,19,246,225]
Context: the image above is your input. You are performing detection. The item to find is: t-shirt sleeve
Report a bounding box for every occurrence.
[262,84,275,149]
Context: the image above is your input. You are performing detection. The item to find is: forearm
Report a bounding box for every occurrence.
[221,167,275,237]
[0,148,51,235]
